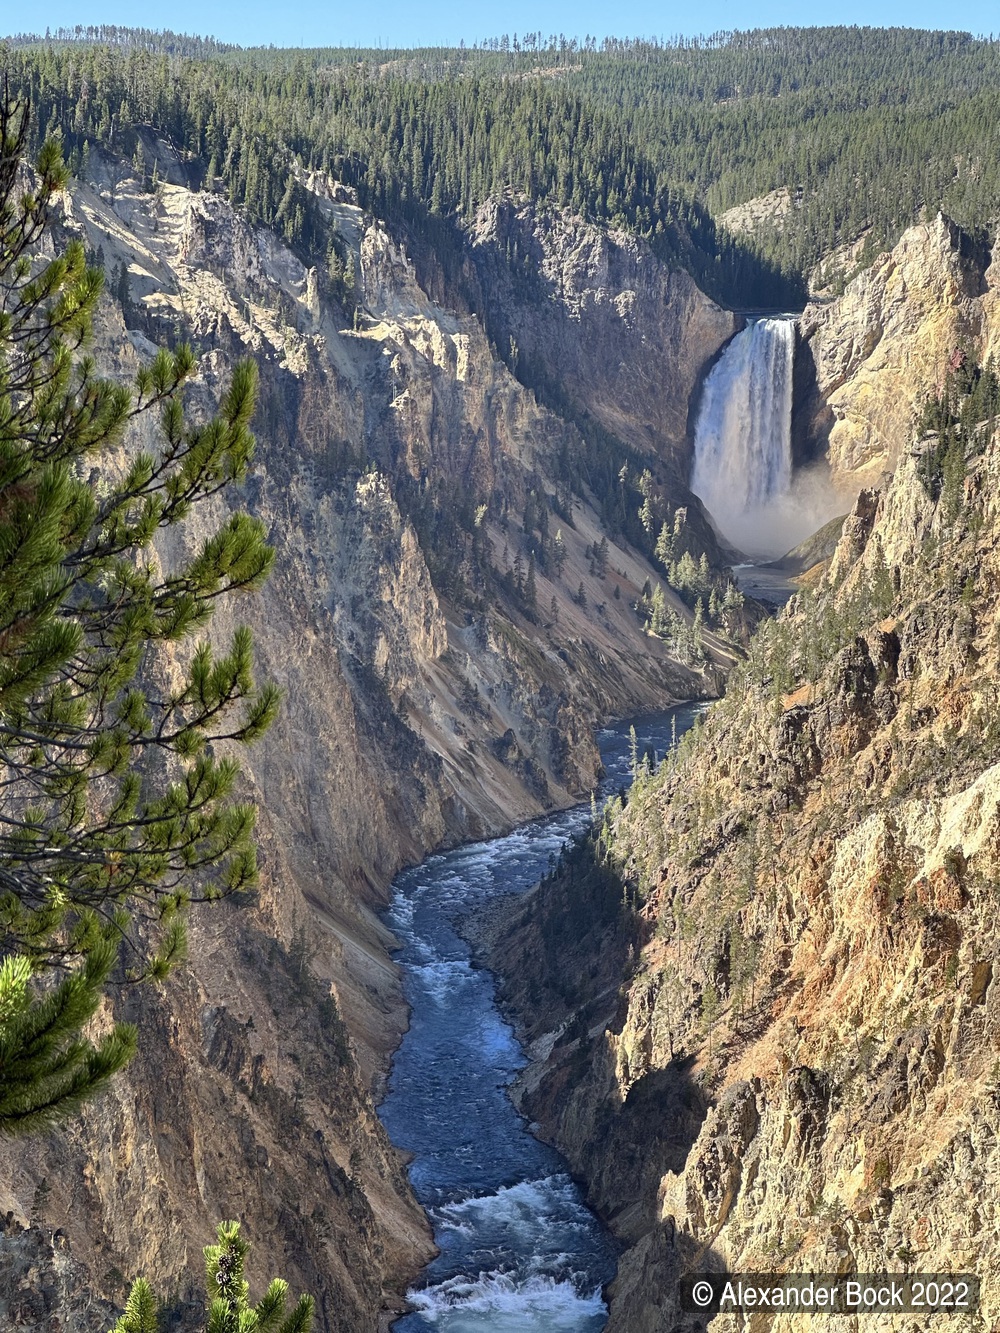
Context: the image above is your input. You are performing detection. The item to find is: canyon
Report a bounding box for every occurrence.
[0,143,734,1331]
[489,214,1000,1332]
[2,115,999,1333]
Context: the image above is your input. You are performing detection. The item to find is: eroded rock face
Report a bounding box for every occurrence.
[0,1215,118,1332]
[492,420,1000,1331]
[2,163,732,1330]
[465,199,739,467]
[799,214,997,493]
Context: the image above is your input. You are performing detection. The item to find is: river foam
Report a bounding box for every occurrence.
[409,1272,607,1330]
[380,709,701,1332]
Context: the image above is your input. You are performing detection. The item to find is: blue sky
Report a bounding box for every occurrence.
[15,2,998,50]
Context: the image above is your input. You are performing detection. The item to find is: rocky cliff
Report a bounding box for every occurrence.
[798,214,1000,494]
[0,146,736,1331]
[492,368,1000,1330]
[461,198,738,469]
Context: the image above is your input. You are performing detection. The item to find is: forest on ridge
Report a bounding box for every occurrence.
[4,26,1000,308]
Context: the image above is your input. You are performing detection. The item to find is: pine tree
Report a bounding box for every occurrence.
[111,1222,313,1333]
[512,550,523,594]
[113,258,133,320]
[109,1278,158,1333]
[0,942,136,1135]
[594,536,609,578]
[650,585,668,636]
[522,492,538,537]
[204,1222,313,1333]
[654,520,673,568]
[552,528,567,577]
[677,551,698,593]
[723,582,744,611]
[0,91,278,1131]
[525,553,537,607]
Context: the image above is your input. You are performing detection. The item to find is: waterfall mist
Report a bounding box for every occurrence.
[691,317,836,559]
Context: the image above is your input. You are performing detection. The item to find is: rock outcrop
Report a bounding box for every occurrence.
[798,214,999,493]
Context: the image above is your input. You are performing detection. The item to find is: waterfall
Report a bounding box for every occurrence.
[691,317,797,557]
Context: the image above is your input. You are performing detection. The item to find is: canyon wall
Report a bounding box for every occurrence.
[0,152,735,1331]
[462,198,738,468]
[493,371,1000,1329]
[798,214,1000,495]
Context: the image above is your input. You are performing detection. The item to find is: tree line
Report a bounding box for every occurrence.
[7,27,1000,301]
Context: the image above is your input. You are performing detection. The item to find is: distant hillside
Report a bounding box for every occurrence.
[5,25,238,55]
[5,27,1000,306]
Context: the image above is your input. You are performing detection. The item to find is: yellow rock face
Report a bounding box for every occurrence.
[491,427,1000,1333]
[801,215,994,495]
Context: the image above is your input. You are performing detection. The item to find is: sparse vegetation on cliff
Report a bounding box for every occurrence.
[493,355,1000,1329]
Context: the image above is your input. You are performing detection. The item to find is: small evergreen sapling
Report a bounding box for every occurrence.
[110,1279,158,1333]
[110,1222,314,1333]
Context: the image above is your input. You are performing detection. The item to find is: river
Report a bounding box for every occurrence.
[379,705,702,1331]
